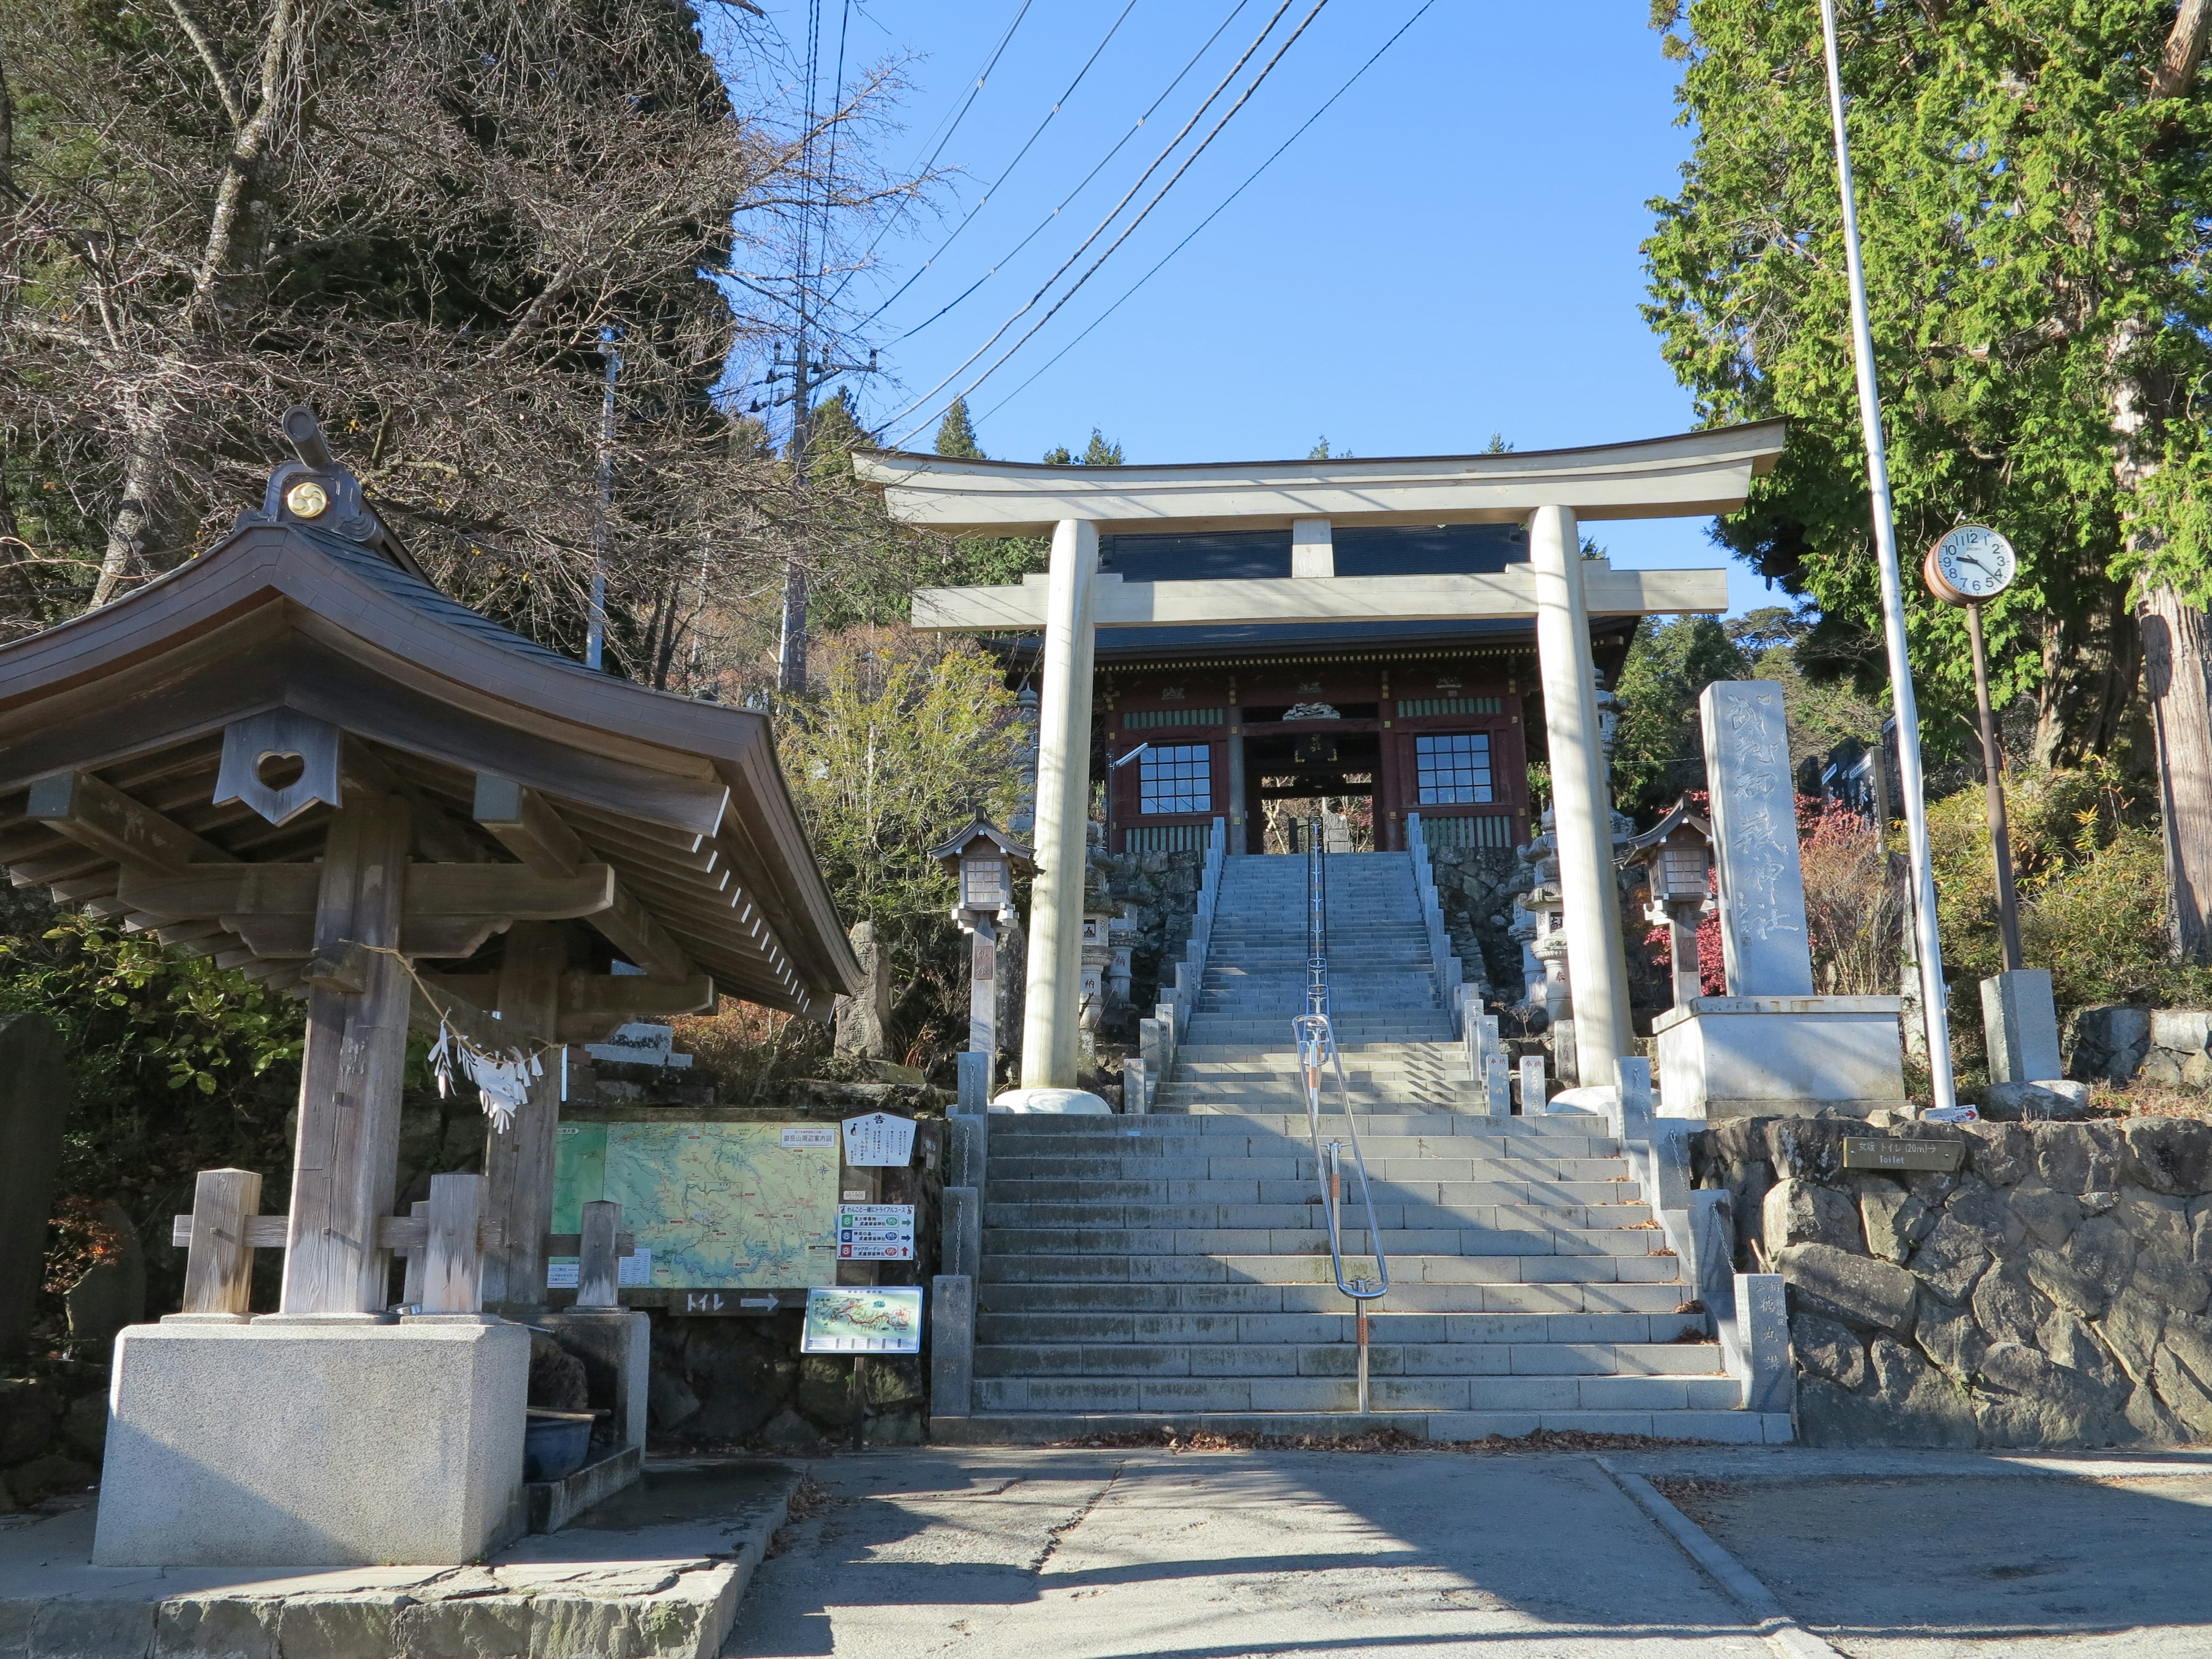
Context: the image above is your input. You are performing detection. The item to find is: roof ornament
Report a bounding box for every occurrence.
[233,405,381,544]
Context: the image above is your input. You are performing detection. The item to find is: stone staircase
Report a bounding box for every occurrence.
[958,851,1791,1443]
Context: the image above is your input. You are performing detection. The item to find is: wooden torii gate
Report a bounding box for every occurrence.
[0,410,857,1566]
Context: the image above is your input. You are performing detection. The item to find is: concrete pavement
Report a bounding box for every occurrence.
[728,1445,2212,1659]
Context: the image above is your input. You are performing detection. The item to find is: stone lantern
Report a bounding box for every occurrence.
[930,817,1032,1059]
[1625,800,1713,1010]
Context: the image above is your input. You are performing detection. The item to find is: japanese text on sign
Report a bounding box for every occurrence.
[836,1203,915,1260]
[842,1112,916,1167]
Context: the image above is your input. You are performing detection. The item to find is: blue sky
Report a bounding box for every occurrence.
[738,2,1778,616]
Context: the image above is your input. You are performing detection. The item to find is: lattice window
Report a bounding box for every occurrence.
[1415,732,1493,804]
[1139,744,1212,814]
[1397,696,1503,717]
[1124,708,1225,729]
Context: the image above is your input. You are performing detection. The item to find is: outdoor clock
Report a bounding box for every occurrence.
[1923,524,2018,607]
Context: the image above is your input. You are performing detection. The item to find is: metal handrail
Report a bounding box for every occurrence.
[1293,816,1389,1413]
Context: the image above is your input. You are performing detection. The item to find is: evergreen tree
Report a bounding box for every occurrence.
[934,398,984,459]
[1042,445,1074,465]
[1082,429,1124,466]
[1611,615,1747,823]
[1645,0,2212,956]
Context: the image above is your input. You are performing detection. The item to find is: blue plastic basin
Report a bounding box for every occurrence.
[523,1410,594,1482]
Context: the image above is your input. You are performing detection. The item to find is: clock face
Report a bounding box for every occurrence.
[1931,524,2017,602]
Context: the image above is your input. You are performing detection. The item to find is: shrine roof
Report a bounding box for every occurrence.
[0,435,858,1018]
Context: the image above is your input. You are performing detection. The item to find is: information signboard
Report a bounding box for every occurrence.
[842,1112,917,1167]
[801,1285,924,1354]
[836,1202,916,1261]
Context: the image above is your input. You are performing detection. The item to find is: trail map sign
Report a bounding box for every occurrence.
[801,1286,924,1354]
[552,1122,839,1289]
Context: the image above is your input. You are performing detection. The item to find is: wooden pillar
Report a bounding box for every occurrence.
[481,921,566,1310]
[276,793,413,1317]
[419,1172,486,1315]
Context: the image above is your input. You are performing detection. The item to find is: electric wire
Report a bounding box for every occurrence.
[879,0,1304,437]
[891,0,1331,445]
[977,0,1439,426]
[865,0,1256,343]
[846,0,1142,331]
[830,0,1036,317]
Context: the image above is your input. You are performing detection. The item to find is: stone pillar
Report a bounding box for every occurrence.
[1529,505,1631,1087]
[1700,681,1815,995]
[1020,518,1099,1090]
[835,919,892,1059]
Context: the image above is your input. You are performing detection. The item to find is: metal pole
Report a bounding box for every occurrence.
[586,327,618,672]
[1817,0,1958,1114]
[1965,603,2024,971]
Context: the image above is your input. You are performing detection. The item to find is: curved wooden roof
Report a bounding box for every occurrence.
[0,467,858,1017]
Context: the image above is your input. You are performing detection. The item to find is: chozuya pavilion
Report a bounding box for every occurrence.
[857,421,1784,1099]
[0,410,858,1566]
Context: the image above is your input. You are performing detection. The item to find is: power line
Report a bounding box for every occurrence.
[846,0,1143,329]
[830,0,1036,310]
[978,0,1440,427]
[879,0,1303,437]
[891,0,1332,445]
[868,0,1257,344]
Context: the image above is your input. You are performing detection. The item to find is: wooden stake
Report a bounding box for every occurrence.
[420,1172,486,1314]
[575,1199,621,1309]
[278,792,413,1316]
[179,1167,262,1318]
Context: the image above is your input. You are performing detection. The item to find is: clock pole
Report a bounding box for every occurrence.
[1962,600,2024,971]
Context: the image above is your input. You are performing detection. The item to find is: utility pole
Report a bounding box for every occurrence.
[768,336,879,699]
[586,326,619,673]
[1818,0,1959,1116]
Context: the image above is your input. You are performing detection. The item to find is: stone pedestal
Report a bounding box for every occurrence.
[94,1320,529,1566]
[1653,996,1907,1120]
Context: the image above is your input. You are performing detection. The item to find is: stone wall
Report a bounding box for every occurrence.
[1426,846,1522,998]
[1089,846,1204,1029]
[2069,1006,2212,1089]
[1694,1115,2212,1448]
[0,1360,106,1512]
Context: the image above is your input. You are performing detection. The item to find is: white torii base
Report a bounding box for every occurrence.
[93,1320,529,1567]
[1653,995,1908,1121]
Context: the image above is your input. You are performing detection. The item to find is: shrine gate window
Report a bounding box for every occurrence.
[1140,744,1213,814]
[1414,732,1494,804]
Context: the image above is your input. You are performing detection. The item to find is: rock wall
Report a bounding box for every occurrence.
[1089,846,1203,1027]
[2069,1006,2212,1089]
[1694,1115,2212,1448]
[1425,846,1522,998]
[0,1361,106,1512]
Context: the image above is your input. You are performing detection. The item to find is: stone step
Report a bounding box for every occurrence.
[978,1252,1683,1286]
[975,1279,1695,1315]
[974,1308,1707,1346]
[986,1212,1663,1238]
[932,1410,1790,1446]
[970,1373,1742,1414]
[986,1156,1630,1184]
[973,1340,1726,1380]
[986,1179,1645,1207]
[981,1225,1666,1258]
[980,1113,1582,1138]
[980,1133,1616,1160]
